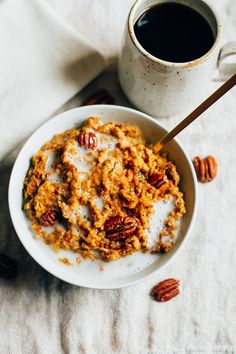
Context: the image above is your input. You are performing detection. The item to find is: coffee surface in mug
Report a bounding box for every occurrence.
[134,2,215,63]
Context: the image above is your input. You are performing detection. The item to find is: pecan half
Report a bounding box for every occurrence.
[0,253,17,279]
[193,156,217,183]
[151,278,180,302]
[82,89,114,106]
[39,209,58,227]
[104,216,136,241]
[149,173,168,189]
[78,131,98,150]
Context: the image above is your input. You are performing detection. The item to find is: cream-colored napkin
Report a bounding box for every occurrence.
[0,0,105,162]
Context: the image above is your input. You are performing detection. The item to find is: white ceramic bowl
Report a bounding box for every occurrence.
[8,105,198,289]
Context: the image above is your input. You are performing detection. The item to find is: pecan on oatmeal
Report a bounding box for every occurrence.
[149,172,168,189]
[39,209,58,227]
[78,131,98,150]
[104,216,137,241]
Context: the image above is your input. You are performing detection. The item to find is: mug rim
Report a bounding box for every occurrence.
[128,0,222,68]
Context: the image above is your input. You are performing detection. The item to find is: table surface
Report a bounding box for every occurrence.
[1,0,236,353]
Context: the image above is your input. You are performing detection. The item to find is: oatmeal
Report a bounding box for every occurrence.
[23,117,186,261]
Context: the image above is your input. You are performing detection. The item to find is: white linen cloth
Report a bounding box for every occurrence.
[0,0,236,353]
[0,0,105,161]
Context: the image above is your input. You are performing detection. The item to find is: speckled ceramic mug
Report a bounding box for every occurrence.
[118,0,236,118]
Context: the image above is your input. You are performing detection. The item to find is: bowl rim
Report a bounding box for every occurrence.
[8,104,198,289]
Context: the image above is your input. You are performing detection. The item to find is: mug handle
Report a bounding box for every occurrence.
[216,41,236,81]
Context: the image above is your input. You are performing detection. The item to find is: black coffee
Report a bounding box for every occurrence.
[134,2,215,63]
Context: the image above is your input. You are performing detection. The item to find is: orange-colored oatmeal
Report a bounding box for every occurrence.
[23,117,186,261]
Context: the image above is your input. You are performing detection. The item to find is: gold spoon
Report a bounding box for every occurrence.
[153,73,236,154]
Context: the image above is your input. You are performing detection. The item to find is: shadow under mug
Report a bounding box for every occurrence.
[118,0,236,118]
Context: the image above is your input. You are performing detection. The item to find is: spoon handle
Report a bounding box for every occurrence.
[153,73,236,154]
